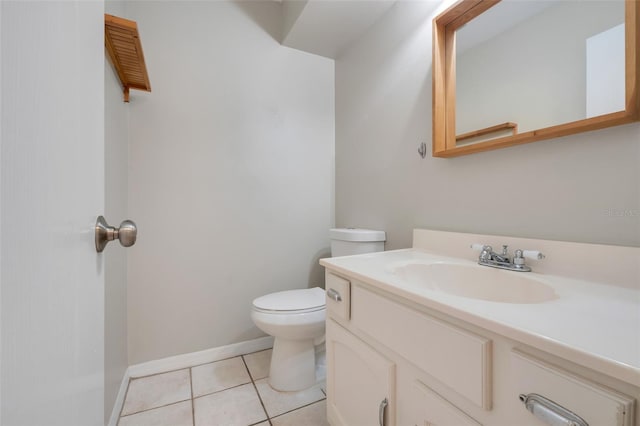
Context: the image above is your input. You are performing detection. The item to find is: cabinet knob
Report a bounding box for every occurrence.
[327,288,342,302]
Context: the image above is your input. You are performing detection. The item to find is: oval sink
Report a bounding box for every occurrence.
[394,262,557,304]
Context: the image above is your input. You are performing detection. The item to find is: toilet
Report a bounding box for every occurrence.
[251,228,385,391]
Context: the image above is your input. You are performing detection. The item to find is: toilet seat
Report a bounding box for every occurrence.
[252,287,325,314]
[252,305,325,314]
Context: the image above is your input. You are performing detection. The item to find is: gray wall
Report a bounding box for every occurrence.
[104,0,130,418]
[125,1,335,364]
[335,1,640,250]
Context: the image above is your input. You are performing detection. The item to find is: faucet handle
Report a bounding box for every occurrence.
[522,250,545,260]
[513,249,545,266]
[513,249,525,266]
[470,243,494,252]
[470,243,484,251]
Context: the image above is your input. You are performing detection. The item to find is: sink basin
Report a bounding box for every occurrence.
[393,262,558,304]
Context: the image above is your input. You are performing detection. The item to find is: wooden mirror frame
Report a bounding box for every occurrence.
[432,0,640,157]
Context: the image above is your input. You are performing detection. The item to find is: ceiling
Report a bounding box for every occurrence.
[281,0,397,59]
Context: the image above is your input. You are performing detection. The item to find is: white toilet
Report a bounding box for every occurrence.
[251,228,385,391]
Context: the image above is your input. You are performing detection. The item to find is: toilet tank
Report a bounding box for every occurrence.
[329,228,386,257]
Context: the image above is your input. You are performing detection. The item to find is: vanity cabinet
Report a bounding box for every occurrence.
[324,271,638,426]
[325,271,487,426]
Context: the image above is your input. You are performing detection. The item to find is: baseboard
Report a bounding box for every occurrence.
[107,368,130,426]
[127,336,274,379]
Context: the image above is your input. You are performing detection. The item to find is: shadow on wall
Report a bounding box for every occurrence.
[308,247,331,290]
[231,1,282,43]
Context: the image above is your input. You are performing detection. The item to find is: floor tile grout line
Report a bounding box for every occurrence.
[128,365,193,381]
[119,398,193,419]
[241,354,273,426]
[189,367,195,426]
[192,380,254,400]
[269,396,327,421]
[188,351,270,372]
[244,348,272,357]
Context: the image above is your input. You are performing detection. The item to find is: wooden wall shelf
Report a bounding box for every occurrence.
[456,122,518,142]
[105,14,151,102]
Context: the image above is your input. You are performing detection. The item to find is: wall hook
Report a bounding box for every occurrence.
[418,142,427,159]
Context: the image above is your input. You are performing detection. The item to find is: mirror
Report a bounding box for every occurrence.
[432,0,639,157]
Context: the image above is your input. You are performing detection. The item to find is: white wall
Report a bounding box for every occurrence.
[335,1,640,250]
[104,1,129,420]
[586,23,625,118]
[125,1,335,364]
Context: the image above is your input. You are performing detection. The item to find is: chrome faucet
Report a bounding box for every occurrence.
[473,244,545,272]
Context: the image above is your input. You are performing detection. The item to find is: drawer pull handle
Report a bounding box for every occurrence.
[378,397,388,426]
[327,288,342,302]
[519,393,588,426]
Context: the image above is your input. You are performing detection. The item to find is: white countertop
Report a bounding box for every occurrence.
[320,248,640,388]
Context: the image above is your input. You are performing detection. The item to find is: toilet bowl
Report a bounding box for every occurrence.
[251,287,326,391]
[251,228,386,392]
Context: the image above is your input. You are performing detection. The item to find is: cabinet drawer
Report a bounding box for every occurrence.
[511,350,635,426]
[326,272,350,321]
[406,379,482,426]
[351,285,492,409]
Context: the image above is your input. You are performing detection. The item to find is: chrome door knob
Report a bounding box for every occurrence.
[117,220,137,247]
[95,216,138,253]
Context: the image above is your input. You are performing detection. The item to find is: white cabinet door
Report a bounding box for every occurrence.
[401,379,482,426]
[326,319,395,426]
[1,1,105,424]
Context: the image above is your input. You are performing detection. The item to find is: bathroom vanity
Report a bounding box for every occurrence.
[320,229,639,426]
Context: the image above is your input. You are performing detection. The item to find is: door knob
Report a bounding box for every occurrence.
[95,216,137,253]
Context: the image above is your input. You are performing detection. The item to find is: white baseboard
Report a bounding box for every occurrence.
[107,336,274,425]
[127,336,274,378]
[107,368,130,426]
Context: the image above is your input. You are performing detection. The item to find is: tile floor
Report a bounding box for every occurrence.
[118,349,328,426]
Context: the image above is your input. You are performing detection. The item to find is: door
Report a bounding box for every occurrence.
[1,1,105,425]
[326,319,395,426]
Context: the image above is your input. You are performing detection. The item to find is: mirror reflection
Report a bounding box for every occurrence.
[455,0,625,145]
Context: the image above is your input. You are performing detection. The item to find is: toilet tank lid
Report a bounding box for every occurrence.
[252,287,325,311]
[330,228,386,242]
